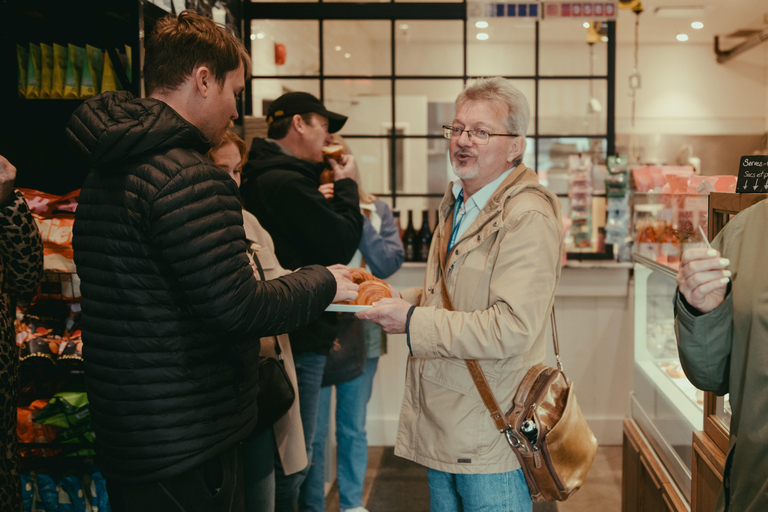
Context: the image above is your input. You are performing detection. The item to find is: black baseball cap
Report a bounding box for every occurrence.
[266,92,348,133]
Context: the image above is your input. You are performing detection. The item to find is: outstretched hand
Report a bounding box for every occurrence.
[356,297,411,334]
[327,264,358,304]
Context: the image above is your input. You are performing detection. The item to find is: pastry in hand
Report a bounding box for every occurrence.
[349,267,375,285]
[320,145,343,185]
[354,278,391,306]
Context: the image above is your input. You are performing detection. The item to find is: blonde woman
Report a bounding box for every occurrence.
[208,132,308,512]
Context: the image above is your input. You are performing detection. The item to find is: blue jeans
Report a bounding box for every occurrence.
[242,427,275,512]
[299,357,380,512]
[274,351,327,512]
[427,468,532,512]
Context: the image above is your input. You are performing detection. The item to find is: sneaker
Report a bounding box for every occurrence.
[342,508,369,512]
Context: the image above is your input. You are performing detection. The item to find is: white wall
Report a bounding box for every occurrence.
[615,41,768,135]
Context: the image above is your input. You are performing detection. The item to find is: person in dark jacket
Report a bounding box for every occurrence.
[0,155,43,512]
[240,92,364,512]
[65,11,357,512]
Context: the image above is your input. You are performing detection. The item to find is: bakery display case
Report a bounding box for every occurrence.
[623,254,694,512]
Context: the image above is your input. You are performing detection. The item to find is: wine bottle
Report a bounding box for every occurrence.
[417,210,432,262]
[393,210,404,242]
[403,210,417,262]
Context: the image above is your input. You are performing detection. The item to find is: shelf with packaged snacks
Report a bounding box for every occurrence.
[2,0,169,194]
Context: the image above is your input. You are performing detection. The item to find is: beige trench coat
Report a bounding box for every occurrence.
[396,165,563,474]
[243,209,308,476]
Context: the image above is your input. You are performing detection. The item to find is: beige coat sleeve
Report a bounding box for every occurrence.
[400,286,423,306]
[408,207,561,360]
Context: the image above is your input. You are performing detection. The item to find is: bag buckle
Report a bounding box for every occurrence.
[503,427,527,451]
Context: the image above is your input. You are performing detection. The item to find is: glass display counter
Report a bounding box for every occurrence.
[632,254,702,502]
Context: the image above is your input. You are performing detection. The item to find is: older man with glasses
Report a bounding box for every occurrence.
[358,77,564,511]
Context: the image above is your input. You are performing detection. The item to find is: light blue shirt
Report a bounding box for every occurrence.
[450,168,514,244]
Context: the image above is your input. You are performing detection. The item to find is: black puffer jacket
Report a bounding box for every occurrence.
[241,139,363,354]
[66,91,337,483]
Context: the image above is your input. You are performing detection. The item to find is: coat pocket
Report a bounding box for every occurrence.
[417,359,499,461]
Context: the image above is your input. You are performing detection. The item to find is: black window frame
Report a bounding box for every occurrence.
[242,1,616,208]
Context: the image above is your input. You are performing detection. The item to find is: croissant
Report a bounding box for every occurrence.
[349,267,375,285]
[354,278,391,306]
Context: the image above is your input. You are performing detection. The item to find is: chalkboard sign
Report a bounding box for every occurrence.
[736,155,768,193]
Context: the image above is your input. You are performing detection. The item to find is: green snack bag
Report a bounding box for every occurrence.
[64,43,85,99]
[26,43,41,99]
[16,44,28,98]
[40,43,53,98]
[125,44,133,83]
[86,44,103,94]
[79,56,95,98]
[101,50,121,93]
[52,43,67,98]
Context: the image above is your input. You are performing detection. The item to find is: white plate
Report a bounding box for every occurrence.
[325,304,372,312]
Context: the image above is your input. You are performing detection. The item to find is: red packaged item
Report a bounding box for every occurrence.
[18,189,81,299]
[17,400,61,457]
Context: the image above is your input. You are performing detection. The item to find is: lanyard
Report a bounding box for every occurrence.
[447,189,465,256]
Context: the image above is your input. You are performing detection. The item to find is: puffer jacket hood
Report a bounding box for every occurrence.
[66,91,210,171]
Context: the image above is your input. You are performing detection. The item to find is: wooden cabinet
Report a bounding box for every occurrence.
[623,419,689,512]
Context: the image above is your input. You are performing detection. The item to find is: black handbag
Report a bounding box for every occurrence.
[321,312,366,387]
[250,252,296,436]
[252,336,296,436]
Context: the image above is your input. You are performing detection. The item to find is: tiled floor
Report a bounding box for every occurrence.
[325,445,623,511]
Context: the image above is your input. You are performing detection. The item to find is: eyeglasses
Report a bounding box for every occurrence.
[443,125,518,145]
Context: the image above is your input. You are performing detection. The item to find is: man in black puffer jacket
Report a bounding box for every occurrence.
[65,11,356,512]
[241,92,363,512]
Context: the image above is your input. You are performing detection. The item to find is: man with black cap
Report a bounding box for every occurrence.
[241,91,364,512]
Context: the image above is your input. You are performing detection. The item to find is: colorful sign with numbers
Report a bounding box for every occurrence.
[543,2,618,20]
[467,2,542,19]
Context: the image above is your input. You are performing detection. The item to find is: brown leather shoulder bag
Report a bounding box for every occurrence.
[463,314,598,502]
[437,204,597,502]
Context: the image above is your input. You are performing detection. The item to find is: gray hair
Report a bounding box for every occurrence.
[455,77,530,165]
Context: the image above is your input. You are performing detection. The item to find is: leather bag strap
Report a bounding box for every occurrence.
[252,248,282,357]
[436,207,510,431]
[435,194,561,430]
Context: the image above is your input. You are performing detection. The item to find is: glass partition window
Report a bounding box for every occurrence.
[324,21,391,76]
[394,21,463,76]
[325,79,392,136]
[467,18,536,77]
[538,80,607,135]
[245,10,614,208]
[251,79,320,118]
[250,20,318,76]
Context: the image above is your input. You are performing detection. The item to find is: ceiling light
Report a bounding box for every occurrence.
[335,45,342,51]
[400,23,409,30]
[475,21,489,28]
[344,53,351,58]
[476,33,489,40]
[676,33,689,41]
[654,6,706,18]
[691,21,703,29]
[256,32,265,39]
[250,34,256,40]
[583,22,590,28]
[600,35,608,42]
